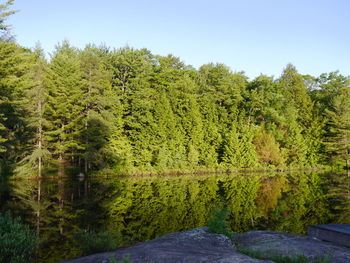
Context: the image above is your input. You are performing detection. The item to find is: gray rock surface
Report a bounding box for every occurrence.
[62,228,350,263]
[308,224,350,247]
[61,227,272,263]
[234,230,350,263]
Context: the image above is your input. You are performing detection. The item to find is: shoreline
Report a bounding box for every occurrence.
[3,166,333,181]
[61,227,350,263]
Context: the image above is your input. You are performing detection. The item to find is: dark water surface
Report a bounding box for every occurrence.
[0,171,349,262]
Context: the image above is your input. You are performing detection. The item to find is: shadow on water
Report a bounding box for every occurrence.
[0,170,349,262]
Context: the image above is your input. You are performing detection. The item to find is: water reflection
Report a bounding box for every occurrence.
[0,171,349,262]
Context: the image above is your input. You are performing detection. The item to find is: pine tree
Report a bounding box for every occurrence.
[0,114,6,153]
[222,123,258,168]
[150,91,176,169]
[106,47,154,169]
[313,71,350,113]
[44,41,84,174]
[79,45,119,172]
[0,0,17,162]
[278,64,320,166]
[107,46,153,96]
[0,0,17,41]
[0,42,34,175]
[15,44,50,177]
[167,77,204,168]
[197,95,221,167]
[325,89,350,169]
[279,64,313,119]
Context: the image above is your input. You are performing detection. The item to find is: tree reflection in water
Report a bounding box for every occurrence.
[0,171,349,263]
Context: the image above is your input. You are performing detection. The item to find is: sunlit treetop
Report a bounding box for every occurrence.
[0,0,17,41]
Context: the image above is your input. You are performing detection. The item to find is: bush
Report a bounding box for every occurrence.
[0,212,37,263]
[73,230,119,256]
[207,205,236,239]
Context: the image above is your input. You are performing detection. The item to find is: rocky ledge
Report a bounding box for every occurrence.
[234,230,350,263]
[62,228,350,263]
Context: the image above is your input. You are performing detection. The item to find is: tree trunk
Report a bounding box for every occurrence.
[84,72,91,174]
[58,178,64,234]
[36,179,41,234]
[59,154,63,177]
[84,113,88,173]
[59,123,65,177]
[38,101,43,178]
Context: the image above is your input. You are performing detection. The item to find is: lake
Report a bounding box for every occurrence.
[0,170,349,262]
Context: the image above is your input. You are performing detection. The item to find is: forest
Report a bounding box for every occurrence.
[0,1,350,178]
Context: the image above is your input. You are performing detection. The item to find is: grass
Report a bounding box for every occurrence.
[109,254,133,263]
[73,230,119,256]
[238,248,331,263]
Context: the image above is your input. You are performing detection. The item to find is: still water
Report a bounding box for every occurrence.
[0,171,349,262]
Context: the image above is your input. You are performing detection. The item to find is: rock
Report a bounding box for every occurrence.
[234,230,350,263]
[308,224,350,247]
[61,227,272,263]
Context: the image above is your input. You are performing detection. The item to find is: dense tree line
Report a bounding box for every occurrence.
[0,1,349,177]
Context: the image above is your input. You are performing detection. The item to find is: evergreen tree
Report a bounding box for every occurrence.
[313,71,350,113]
[167,77,203,168]
[44,41,84,174]
[0,42,33,175]
[0,7,348,176]
[222,123,258,168]
[0,0,17,41]
[0,115,6,153]
[15,44,50,177]
[0,0,17,162]
[279,64,313,124]
[106,47,154,169]
[325,89,350,169]
[197,94,221,167]
[278,64,322,166]
[79,45,117,172]
[149,91,176,169]
[245,75,286,126]
[107,46,153,97]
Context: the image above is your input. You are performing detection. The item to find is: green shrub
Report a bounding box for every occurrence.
[207,205,236,239]
[0,212,38,263]
[73,230,119,256]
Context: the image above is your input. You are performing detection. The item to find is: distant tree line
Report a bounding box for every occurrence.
[0,0,349,177]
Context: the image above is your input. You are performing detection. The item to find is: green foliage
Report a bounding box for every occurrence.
[0,41,35,176]
[221,124,258,168]
[253,126,284,166]
[0,0,17,41]
[44,41,84,169]
[0,212,38,263]
[260,172,329,234]
[0,8,349,176]
[14,44,50,177]
[73,230,119,256]
[325,89,350,169]
[2,171,344,262]
[109,254,133,263]
[223,174,261,232]
[207,205,236,239]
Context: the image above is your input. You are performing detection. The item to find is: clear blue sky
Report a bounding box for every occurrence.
[8,0,350,79]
